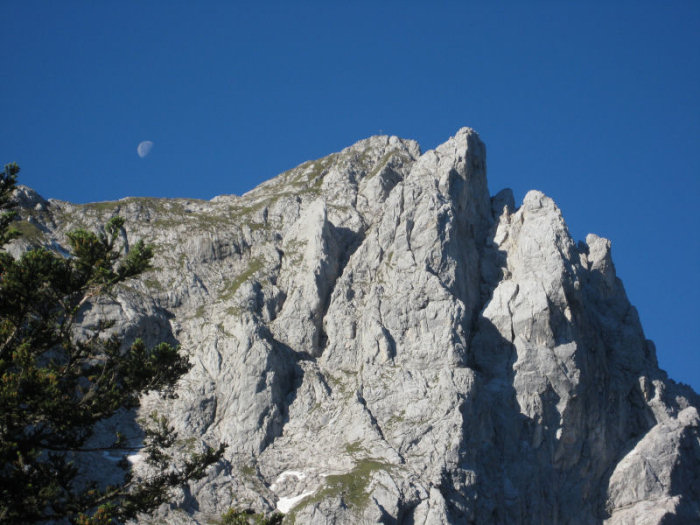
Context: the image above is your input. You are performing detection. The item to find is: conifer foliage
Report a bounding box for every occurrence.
[0,164,225,523]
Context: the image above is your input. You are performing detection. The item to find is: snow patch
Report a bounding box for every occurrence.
[126,453,143,464]
[276,491,315,513]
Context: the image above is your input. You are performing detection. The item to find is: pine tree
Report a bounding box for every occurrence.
[0,164,225,524]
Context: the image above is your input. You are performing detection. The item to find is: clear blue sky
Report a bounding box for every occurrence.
[2,1,698,391]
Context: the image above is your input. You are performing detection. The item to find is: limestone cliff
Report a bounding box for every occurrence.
[11,128,700,524]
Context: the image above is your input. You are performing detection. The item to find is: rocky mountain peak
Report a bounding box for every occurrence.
[8,128,699,524]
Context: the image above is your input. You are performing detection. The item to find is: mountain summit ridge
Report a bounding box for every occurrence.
[9,128,700,524]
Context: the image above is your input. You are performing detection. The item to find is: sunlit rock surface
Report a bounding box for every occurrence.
[13,128,699,524]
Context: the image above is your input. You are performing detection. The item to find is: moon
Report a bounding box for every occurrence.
[137,140,154,158]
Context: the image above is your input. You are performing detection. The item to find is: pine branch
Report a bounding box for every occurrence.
[0,168,227,524]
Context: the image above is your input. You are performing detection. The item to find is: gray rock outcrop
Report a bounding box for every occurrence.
[11,128,699,524]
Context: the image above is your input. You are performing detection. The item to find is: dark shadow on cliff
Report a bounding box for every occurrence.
[659,389,700,524]
[257,325,307,441]
[317,224,366,353]
[75,298,183,500]
[431,198,662,524]
[572,254,664,522]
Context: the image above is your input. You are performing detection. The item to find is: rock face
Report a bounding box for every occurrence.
[12,129,700,524]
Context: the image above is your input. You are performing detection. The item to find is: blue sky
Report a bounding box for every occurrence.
[2,1,699,391]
